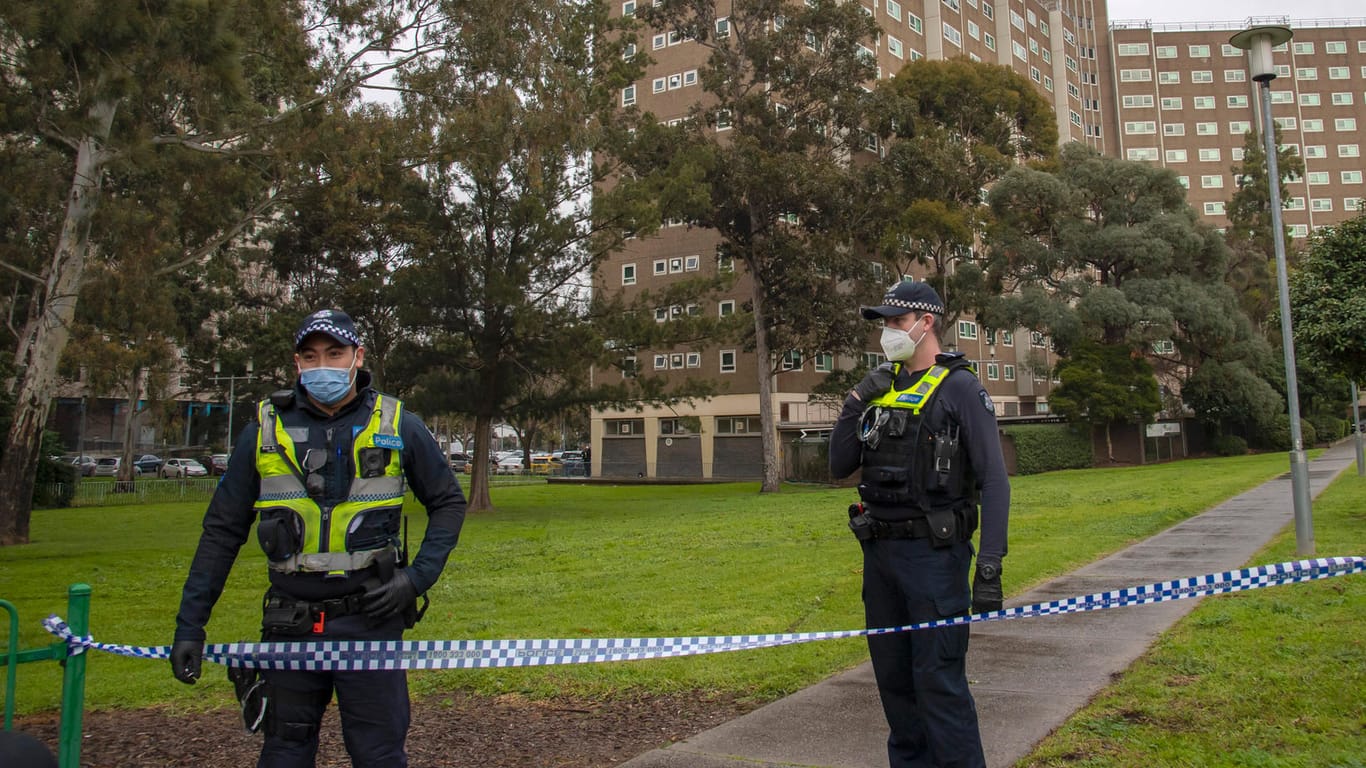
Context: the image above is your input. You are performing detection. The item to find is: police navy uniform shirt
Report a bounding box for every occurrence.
[829,352,1009,569]
[174,370,465,643]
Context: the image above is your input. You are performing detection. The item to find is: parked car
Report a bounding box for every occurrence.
[93,457,142,478]
[558,450,587,477]
[496,455,525,474]
[529,454,554,474]
[203,454,229,476]
[160,458,208,478]
[65,455,98,477]
[448,452,471,473]
[134,454,164,475]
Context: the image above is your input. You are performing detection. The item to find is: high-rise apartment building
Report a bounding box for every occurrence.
[1108,17,1366,239]
[592,0,1104,479]
[591,3,1363,480]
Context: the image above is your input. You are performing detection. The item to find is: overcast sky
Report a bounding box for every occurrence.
[1107,0,1364,24]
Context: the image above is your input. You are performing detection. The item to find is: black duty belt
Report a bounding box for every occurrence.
[868,516,933,540]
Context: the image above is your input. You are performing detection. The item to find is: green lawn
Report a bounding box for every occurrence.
[1018,470,1365,768]
[0,452,1317,717]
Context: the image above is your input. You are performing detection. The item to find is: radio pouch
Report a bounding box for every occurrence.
[261,596,313,636]
[925,507,958,549]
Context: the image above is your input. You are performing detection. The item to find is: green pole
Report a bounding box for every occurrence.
[57,584,90,768]
[2,600,18,731]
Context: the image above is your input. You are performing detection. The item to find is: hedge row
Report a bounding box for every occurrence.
[1002,423,1093,475]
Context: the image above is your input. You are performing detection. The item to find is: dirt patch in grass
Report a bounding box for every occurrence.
[14,690,754,767]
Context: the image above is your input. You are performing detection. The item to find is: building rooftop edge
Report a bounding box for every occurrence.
[1111,16,1366,32]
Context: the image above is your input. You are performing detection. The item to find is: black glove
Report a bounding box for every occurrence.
[972,562,1003,614]
[362,568,418,620]
[852,362,897,402]
[170,639,203,684]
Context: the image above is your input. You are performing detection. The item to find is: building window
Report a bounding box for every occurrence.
[1120,68,1152,82]
[1158,71,1180,84]
[684,254,700,271]
[1289,224,1309,238]
[1304,145,1327,159]
[652,77,666,94]
[1339,144,1361,158]
[1191,70,1213,83]
[814,353,833,373]
[1296,67,1318,80]
[1335,118,1358,131]
[1193,96,1215,109]
[1285,197,1306,210]
[621,85,636,106]
[1311,198,1333,212]
[1165,149,1188,162]
[909,13,923,33]
[1331,92,1355,106]
[981,2,992,20]
[986,363,999,381]
[944,23,961,47]
[1126,147,1159,162]
[1227,95,1248,108]
[653,354,667,370]
[1156,45,1177,58]
[1224,69,1246,82]
[1189,44,1211,57]
[1123,95,1155,108]
[720,350,736,373]
[653,259,667,276]
[967,20,979,39]
[1344,171,1364,184]
[1303,119,1324,132]
[887,35,903,58]
[1294,42,1315,55]
[1308,171,1330,185]
[715,17,730,38]
[780,350,803,371]
[1229,120,1251,134]
[885,0,902,20]
[1204,201,1226,215]
[1160,97,1182,110]
[1004,364,1016,381]
[1198,148,1222,162]
[983,32,994,50]
[686,352,701,369]
[622,263,636,286]
[1201,174,1224,189]
[1325,41,1347,54]
[1117,43,1150,56]
[1196,122,1218,135]
[1125,121,1156,135]
[1221,43,1241,56]
[1164,123,1185,137]
[1270,90,1294,104]
[957,320,978,340]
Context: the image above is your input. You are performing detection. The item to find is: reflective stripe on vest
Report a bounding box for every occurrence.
[867,364,955,413]
[254,394,405,573]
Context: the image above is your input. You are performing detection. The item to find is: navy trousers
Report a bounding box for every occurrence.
[861,536,985,768]
[258,612,409,768]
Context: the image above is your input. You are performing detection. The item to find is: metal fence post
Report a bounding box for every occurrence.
[57,584,90,768]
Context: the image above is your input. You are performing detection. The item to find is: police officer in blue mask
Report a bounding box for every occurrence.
[829,281,1009,768]
[170,308,466,768]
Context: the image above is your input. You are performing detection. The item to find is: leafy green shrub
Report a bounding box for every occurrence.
[34,456,77,508]
[1307,414,1346,443]
[1003,423,1093,474]
[1211,434,1248,456]
[1254,414,1318,450]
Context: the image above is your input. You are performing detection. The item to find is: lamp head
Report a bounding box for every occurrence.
[1229,25,1292,82]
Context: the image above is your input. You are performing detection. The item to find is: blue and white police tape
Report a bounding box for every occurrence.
[43,557,1363,671]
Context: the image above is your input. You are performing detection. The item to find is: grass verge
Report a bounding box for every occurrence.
[0,451,1311,716]
[1018,471,1365,768]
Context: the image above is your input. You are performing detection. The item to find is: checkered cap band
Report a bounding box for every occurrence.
[879,297,943,313]
[294,309,361,349]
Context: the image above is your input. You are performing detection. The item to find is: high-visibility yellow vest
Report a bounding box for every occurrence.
[867,363,958,413]
[254,394,405,574]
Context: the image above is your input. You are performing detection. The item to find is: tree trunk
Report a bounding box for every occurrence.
[118,368,144,482]
[749,261,781,493]
[0,99,117,545]
[466,412,495,512]
[1105,422,1115,463]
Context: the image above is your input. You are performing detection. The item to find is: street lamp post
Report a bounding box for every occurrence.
[1230,24,1314,555]
[211,360,255,450]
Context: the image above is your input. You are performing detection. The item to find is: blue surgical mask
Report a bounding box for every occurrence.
[300,360,356,405]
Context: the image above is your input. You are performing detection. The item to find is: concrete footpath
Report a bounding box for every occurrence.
[621,441,1360,768]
